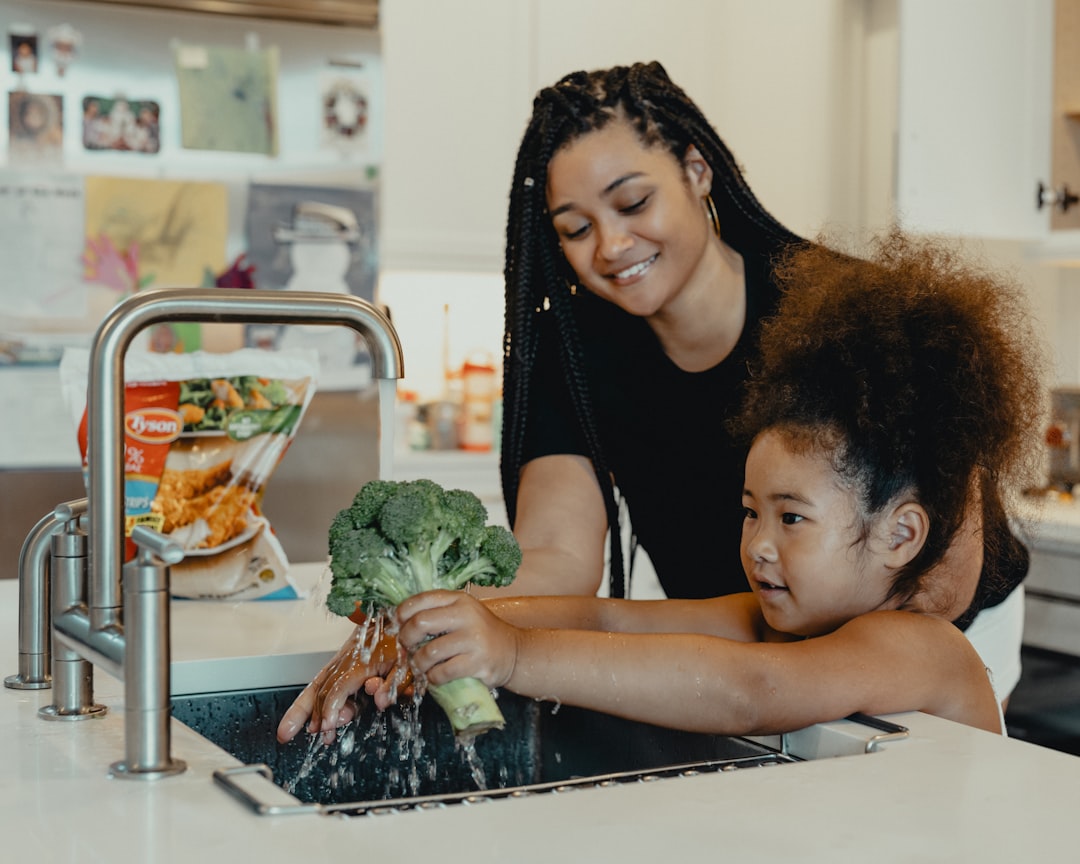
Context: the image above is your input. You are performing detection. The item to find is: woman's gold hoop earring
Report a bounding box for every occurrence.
[704,194,721,238]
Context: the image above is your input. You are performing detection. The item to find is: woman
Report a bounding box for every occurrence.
[278,62,1030,743]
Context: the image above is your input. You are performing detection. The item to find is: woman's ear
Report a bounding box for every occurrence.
[683,144,713,196]
[883,502,929,569]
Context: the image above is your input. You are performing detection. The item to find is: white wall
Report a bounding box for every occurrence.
[377,270,504,403]
[378,0,870,273]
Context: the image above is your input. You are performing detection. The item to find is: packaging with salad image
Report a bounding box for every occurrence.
[59,348,319,600]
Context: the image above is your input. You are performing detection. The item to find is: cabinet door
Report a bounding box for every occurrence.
[896,0,1053,239]
[379,0,532,271]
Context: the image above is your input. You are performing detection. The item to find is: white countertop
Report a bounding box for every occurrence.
[2,569,1079,863]
[1014,494,1080,547]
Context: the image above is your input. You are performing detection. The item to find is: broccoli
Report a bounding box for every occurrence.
[326,478,522,739]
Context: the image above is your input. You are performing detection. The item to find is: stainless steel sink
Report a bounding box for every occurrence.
[171,685,799,816]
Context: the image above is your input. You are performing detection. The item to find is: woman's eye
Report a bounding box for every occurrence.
[620,195,649,214]
[742,506,757,521]
[560,223,589,241]
[781,513,804,525]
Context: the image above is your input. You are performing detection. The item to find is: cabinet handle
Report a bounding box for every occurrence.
[1037,180,1079,213]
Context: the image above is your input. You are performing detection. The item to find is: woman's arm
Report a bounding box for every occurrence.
[398,596,1003,736]
[472,453,610,597]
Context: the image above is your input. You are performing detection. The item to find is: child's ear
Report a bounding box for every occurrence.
[884,502,929,568]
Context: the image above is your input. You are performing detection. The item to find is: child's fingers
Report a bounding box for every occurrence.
[421,654,480,687]
[397,589,462,622]
[397,596,470,647]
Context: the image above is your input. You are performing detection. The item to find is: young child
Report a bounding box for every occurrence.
[287,231,1045,740]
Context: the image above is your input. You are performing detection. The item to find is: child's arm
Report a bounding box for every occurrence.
[480,591,765,641]
[354,592,764,717]
[396,593,1003,735]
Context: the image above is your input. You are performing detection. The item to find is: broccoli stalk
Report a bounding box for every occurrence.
[326,479,522,739]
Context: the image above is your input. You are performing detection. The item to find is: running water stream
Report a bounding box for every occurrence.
[283,608,492,800]
[378,377,396,481]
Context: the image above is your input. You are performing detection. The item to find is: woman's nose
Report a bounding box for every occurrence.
[596,222,633,261]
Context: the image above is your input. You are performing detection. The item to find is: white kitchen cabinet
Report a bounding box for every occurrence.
[896,0,1054,240]
[379,0,870,273]
[1013,498,1080,657]
[1025,547,1080,657]
[378,0,533,272]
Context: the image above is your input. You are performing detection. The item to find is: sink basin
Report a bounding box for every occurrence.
[171,685,797,815]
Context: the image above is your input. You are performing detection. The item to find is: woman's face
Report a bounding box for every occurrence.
[546,119,714,319]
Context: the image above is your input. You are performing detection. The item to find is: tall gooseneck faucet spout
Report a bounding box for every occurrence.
[86,287,403,631]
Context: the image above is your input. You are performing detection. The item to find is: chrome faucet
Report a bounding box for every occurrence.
[4,503,78,691]
[26,287,404,778]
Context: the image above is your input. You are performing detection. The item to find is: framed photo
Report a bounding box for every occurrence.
[8,91,63,163]
[82,96,160,154]
[10,32,38,74]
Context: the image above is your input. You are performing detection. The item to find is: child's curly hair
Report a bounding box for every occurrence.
[734,229,1046,608]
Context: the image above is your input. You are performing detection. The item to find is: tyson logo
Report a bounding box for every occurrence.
[125,408,183,444]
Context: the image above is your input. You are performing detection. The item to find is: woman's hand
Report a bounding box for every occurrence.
[396,591,520,691]
[275,625,401,745]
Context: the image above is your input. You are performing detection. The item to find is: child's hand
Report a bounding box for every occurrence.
[396,590,518,690]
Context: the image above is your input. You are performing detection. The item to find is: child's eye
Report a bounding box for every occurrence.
[781,513,804,525]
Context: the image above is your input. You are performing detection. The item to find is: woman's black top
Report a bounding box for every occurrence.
[522,245,782,599]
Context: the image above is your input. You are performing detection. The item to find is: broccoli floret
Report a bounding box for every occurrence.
[326,527,415,616]
[325,478,522,738]
[438,524,521,591]
[348,480,400,528]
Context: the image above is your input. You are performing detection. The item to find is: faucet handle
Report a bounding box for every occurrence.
[129,526,185,566]
[53,497,88,526]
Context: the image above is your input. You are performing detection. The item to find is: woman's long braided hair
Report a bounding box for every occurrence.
[500,62,799,597]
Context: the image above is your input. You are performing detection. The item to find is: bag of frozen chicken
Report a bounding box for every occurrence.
[59,348,319,600]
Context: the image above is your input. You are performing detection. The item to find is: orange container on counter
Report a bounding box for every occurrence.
[459,353,497,452]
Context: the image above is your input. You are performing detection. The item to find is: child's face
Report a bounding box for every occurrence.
[740,429,897,638]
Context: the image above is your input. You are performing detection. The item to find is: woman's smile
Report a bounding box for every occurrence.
[608,253,658,284]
